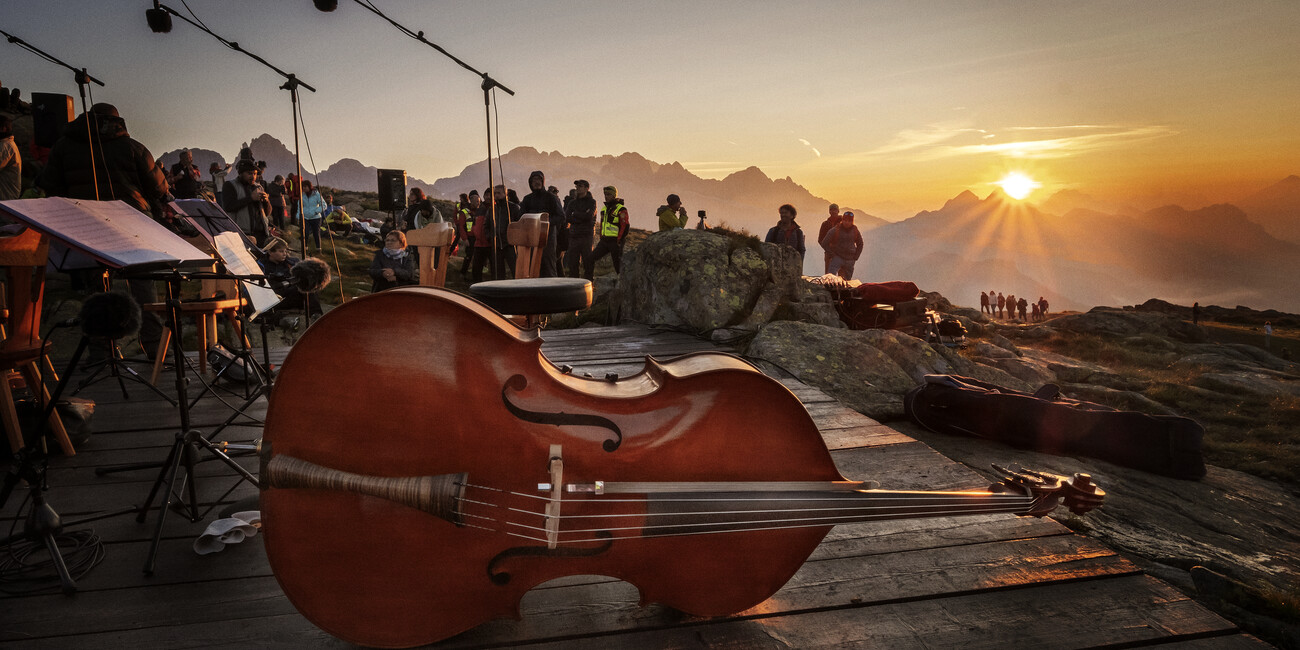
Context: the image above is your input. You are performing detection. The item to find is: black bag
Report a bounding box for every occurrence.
[937,316,966,337]
[904,374,1206,479]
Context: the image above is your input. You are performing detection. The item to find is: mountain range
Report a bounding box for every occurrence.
[158,135,1299,312]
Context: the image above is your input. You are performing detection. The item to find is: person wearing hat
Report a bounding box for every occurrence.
[585,185,629,280]
[820,210,863,281]
[657,194,688,232]
[0,115,19,201]
[258,237,321,316]
[222,158,271,247]
[37,102,171,353]
[564,180,597,278]
[519,170,564,276]
[817,203,842,275]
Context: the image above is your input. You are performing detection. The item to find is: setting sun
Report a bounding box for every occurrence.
[996,172,1041,200]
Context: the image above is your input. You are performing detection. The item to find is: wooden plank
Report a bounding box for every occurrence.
[509,575,1235,650]
[831,442,991,491]
[820,422,914,450]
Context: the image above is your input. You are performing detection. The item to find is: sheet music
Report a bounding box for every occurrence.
[213,232,282,317]
[0,197,210,269]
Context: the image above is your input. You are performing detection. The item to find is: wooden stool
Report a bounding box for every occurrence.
[468,278,592,329]
[0,228,73,455]
[145,297,245,385]
[406,222,455,288]
[507,213,550,280]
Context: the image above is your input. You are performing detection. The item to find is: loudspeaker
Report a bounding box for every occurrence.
[377,169,407,212]
[31,93,74,148]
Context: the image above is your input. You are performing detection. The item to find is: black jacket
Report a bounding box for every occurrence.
[565,194,598,238]
[37,112,168,217]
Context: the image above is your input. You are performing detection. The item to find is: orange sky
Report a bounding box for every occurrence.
[8,1,1298,218]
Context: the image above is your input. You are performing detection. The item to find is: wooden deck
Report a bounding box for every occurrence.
[1,324,1264,648]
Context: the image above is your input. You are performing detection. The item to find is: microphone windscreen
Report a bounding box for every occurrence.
[290,257,331,294]
[79,292,142,340]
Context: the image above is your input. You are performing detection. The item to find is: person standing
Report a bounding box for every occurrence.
[764,203,805,260]
[297,179,327,251]
[170,148,202,199]
[36,103,170,353]
[459,190,482,276]
[1192,301,1200,325]
[0,115,20,201]
[222,159,270,246]
[267,174,288,231]
[819,210,863,280]
[488,184,521,280]
[817,203,842,274]
[209,162,231,204]
[996,292,1006,319]
[980,291,990,315]
[586,185,629,280]
[1005,293,1016,321]
[565,180,597,278]
[1264,321,1273,350]
[1038,296,1049,320]
[657,194,688,232]
[1017,296,1028,321]
[518,170,564,277]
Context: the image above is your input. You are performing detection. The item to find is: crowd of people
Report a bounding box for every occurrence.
[980,291,1050,322]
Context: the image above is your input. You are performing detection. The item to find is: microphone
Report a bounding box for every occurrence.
[289,258,331,294]
[79,292,142,340]
[313,0,339,11]
[146,1,173,33]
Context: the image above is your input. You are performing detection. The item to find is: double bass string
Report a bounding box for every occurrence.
[451,482,1039,546]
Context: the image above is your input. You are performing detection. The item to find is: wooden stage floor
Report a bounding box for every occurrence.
[1,324,1265,648]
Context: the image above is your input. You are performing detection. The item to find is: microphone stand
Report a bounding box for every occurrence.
[320,2,515,279]
[148,4,316,327]
[1,29,107,202]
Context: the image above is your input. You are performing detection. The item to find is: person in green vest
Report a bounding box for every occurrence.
[656,193,688,232]
[585,185,629,280]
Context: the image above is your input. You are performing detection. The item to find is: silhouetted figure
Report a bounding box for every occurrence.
[1038,296,1048,320]
[1192,301,1200,325]
[1264,321,1273,350]
[980,291,990,315]
[1018,297,1028,321]
[818,203,842,275]
[996,292,1005,319]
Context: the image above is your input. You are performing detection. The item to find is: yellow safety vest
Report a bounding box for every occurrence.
[461,207,474,232]
[600,202,625,238]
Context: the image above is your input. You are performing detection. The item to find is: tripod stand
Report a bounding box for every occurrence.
[130,271,260,575]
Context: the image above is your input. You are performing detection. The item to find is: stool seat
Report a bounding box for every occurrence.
[468,278,592,315]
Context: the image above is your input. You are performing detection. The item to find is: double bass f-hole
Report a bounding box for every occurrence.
[501,374,624,452]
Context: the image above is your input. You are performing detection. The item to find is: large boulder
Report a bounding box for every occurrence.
[618,229,769,330]
[748,321,916,419]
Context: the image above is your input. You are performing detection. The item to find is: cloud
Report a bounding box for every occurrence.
[852,124,1176,161]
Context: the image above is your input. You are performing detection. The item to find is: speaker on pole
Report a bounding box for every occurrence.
[31,93,74,148]
[377,169,407,212]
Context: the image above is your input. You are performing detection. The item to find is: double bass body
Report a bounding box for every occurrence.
[261,287,843,647]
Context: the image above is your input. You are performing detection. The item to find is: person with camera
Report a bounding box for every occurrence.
[657,194,688,232]
[222,159,271,247]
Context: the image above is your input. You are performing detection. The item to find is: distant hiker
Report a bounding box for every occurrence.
[765,203,806,260]
[1264,321,1273,350]
[565,180,597,278]
[1018,297,1028,321]
[657,194,688,232]
[818,203,842,274]
[1031,302,1040,321]
[520,170,564,276]
[1192,301,1200,325]
[0,115,19,201]
[997,292,1006,319]
[586,185,629,280]
[820,210,863,281]
[1038,296,1049,320]
[980,291,990,315]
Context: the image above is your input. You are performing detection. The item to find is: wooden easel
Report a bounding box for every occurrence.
[406,222,455,288]
[0,228,74,455]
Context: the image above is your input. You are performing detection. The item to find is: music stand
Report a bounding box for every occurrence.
[0,198,250,574]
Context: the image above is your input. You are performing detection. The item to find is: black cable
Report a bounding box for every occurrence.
[178,0,213,33]
[294,100,321,188]
[0,494,106,595]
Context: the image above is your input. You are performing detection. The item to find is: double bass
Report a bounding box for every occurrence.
[261,287,1103,648]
